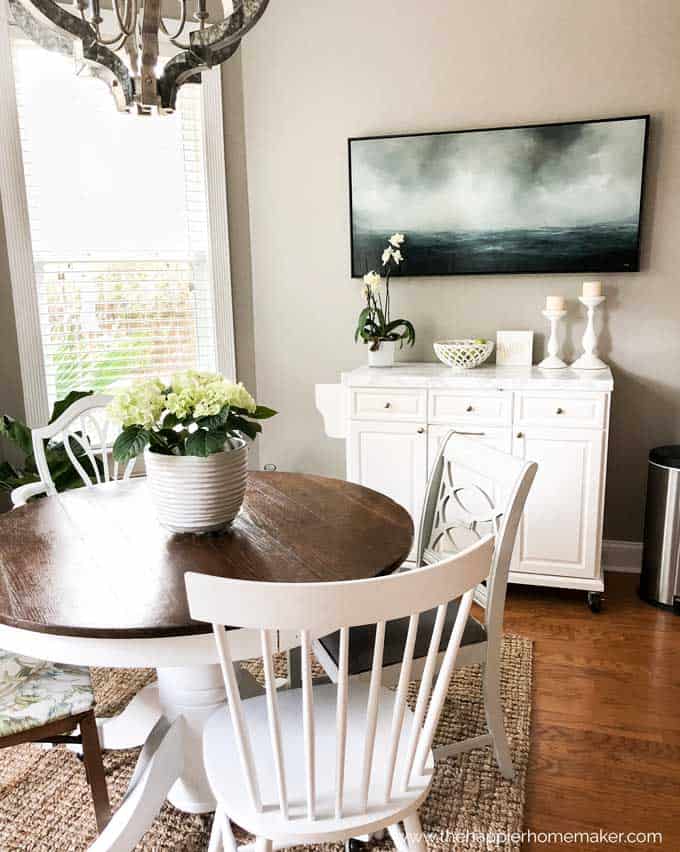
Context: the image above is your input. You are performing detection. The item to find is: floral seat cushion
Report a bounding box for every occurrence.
[0,650,94,738]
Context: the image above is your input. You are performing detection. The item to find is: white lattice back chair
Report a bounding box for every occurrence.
[185,534,495,852]
[10,394,135,507]
[313,432,537,780]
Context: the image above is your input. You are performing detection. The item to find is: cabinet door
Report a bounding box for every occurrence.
[348,420,428,530]
[513,427,605,579]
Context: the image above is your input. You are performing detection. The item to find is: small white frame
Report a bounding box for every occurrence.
[495,330,534,367]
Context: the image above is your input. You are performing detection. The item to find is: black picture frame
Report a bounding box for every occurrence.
[348,114,650,278]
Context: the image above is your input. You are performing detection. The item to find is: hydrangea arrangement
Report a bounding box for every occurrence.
[354,233,415,352]
[109,371,276,462]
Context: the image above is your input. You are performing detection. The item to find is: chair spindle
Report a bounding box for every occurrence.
[415,589,475,774]
[334,626,349,818]
[300,629,316,819]
[359,619,386,810]
[401,603,448,792]
[213,624,263,812]
[260,629,288,818]
[384,612,419,801]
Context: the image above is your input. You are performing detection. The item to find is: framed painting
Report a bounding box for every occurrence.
[349,115,649,277]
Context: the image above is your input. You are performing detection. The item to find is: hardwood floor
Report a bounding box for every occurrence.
[501,573,679,850]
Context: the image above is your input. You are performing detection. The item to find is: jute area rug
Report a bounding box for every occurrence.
[0,636,532,852]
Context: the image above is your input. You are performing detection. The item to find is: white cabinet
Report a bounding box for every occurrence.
[512,427,605,580]
[318,364,613,595]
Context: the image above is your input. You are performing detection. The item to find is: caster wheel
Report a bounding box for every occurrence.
[346,840,367,852]
[587,591,603,613]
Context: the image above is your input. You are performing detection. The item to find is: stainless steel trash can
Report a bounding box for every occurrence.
[640,446,680,613]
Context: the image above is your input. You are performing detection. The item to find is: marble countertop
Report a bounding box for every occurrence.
[341,363,614,391]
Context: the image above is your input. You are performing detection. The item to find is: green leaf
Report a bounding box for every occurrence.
[385,318,416,346]
[49,390,94,424]
[195,404,230,430]
[112,425,151,463]
[0,461,20,491]
[148,429,180,454]
[185,428,227,457]
[229,416,261,442]
[354,307,371,342]
[374,307,387,334]
[0,415,33,457]
[162,412,180,429]
[250,405,277,420]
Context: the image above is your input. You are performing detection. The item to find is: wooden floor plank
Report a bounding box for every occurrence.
[502,573,679,851]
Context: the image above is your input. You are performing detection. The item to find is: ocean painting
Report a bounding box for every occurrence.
[349,117,648,277]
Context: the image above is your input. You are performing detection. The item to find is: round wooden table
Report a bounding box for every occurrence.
[0,472,412,820]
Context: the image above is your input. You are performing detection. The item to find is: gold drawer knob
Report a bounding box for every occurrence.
[556,407,564,414]
[417,427,425,434]
[384,402,391,409]
[516,432,524,438]
[466,405,474,412]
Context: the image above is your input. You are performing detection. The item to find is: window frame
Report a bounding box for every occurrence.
[0,4,236,425]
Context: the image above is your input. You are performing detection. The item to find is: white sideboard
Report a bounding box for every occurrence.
[316,363,613,609]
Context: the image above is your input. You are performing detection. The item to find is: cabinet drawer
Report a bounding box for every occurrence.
[516,392,606,428]
[429,390,511,426]
[350,388,427,422]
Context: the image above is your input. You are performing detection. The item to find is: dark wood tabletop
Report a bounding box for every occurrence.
[0,472,413,639]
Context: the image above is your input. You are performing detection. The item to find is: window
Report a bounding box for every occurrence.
[0,20,234,422]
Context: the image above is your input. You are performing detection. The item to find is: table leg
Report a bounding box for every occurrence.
[156,664,228,814]
[97,681,162,750]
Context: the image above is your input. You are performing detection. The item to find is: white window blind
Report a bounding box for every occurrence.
[10,37,220,406]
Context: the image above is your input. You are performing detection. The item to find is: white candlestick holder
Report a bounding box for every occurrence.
[538,309,568,370]
[572,295,607,370]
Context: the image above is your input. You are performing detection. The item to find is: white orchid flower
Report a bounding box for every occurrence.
[392,249,403,264]
[389,233,405,247]
[371,277,385,296]
[363,270,381,287]
[361,284,369,300]
[382,246,394,265]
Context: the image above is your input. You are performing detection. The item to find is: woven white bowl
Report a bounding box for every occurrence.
[433,339,495,370]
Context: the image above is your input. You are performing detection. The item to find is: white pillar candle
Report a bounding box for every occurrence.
[546,295,566,311]
[582,280,603,297]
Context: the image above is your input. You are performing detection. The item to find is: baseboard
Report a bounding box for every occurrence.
[602,539,643,574]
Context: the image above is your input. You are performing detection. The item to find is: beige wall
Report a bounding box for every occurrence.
[235,0,680,541]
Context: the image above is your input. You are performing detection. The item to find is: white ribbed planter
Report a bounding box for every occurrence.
[144,440,248,534]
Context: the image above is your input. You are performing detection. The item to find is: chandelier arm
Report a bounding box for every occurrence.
[81,40,135,110]
[159,0,188,42]
[157,50,205,112]
[93,25,127,46]
[13,0,96,46]
[8,0,75,57]
[169,35,192,50]
[113,0,136,38]
[189,0,269,65]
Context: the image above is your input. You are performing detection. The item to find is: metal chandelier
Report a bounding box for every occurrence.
[8,0,269,114]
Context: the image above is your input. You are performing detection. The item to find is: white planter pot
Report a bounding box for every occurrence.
[368,340,395,368]
[144,440,248,533]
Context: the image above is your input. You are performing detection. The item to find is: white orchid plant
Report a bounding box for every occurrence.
[355,233,415,351]
[108,370,276,462]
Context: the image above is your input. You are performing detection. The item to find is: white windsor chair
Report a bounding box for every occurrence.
[185,533,495,852]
